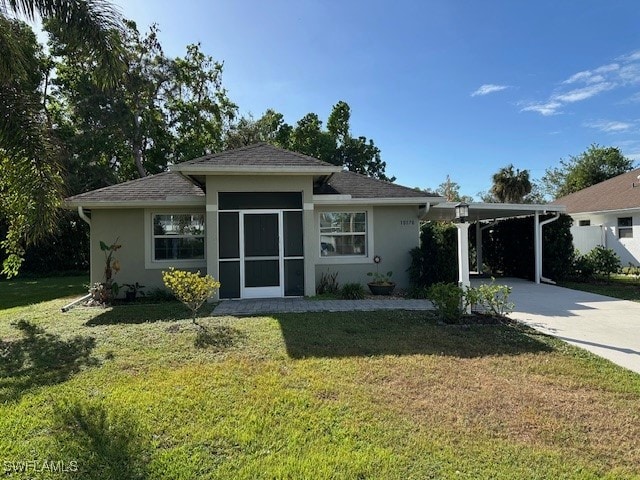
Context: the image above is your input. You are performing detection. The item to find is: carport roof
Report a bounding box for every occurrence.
[423,202,566,222]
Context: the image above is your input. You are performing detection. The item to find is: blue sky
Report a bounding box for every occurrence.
[117,0,640,198]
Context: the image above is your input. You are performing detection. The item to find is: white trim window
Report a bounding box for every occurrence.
[153,213,205,260]
[319,212,367,257]
[618,217,633,239]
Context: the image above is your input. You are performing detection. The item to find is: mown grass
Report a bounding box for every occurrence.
[0,274,88,310]
[1,278,640,479]
[561,274,640,302]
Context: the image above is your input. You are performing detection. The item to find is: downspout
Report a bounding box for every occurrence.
[538,212,561,284]
[78,206,91,226]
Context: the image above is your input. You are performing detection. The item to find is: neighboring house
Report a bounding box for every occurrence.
[552,168,640,266]
[65,143,444,299]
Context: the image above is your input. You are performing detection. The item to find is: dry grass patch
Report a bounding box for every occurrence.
[369,352,640,472]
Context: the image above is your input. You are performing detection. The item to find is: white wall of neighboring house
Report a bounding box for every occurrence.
[570,211,640,266]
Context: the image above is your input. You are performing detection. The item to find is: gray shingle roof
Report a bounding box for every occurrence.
[314,171,440,199]
[551,168,640,213]
[65,172,204,204]
[177,142,338,169]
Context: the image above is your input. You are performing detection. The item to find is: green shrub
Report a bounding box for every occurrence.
[317,271,340,295]
[340,282,366,300]
[465,280,514,316]
[427,282,464,324]
[406,285,429,299]
[408,222,458,288]
[162,268,221,325]
[587,246,620,280]
[572,252,595,280]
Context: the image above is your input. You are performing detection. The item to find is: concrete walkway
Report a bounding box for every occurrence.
[492,278,640,375]
[212,297,433,316]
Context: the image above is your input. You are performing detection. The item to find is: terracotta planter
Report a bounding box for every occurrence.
[367,282,396,295]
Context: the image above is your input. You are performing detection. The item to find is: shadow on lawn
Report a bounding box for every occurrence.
[53,399,149,480]
[85,302,192,326]
[275,311,555,359]
[0,321,98,403]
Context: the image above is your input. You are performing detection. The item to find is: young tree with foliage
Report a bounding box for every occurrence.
[542,144,634,199]
[490,164,532,203]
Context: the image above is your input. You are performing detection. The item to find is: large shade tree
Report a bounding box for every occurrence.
[542,144,635,199]
[225,101,395,181]
[0,0,125,276]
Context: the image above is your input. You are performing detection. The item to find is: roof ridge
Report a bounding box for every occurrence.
[554,167,640,202]
[339,170,419,192]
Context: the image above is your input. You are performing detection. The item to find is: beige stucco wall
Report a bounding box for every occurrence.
[314,205,421,291]
[89,207,206,295]
[87,181,422,298]
[205,175,316,298]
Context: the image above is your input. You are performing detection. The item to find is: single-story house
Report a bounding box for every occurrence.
[552,168,640,266]
[65,143,444,299]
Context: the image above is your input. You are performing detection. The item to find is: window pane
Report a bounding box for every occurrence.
[618,217,632,227]
[619,228,633,239]
[154,214,205,236]
[320,234,366,256]
[154,237,204,260]
[319,212,366,233]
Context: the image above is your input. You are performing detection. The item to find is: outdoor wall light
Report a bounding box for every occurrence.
[454,202,469,222]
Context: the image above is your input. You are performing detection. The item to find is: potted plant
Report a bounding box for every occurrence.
[123,282,145,302]
[367,255,395,295]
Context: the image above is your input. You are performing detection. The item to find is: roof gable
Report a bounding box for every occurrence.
[552,168,640,213]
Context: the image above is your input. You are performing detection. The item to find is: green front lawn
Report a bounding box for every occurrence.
[1,278,640,479]
[561,274,640,302]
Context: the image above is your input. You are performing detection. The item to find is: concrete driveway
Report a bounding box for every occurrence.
[487,278,640,375]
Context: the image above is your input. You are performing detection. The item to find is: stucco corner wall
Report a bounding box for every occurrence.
[313,205,421,292]
[90,208,206,296]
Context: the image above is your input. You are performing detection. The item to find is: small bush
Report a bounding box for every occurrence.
[317,271,340,295]
[162,268,221,325]
[340,282,366,300]
[572,252,596,280]
[466,280,514,316]
[587,246,620,280]
[427,282,464,324]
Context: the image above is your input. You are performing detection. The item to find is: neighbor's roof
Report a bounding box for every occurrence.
[551,168,640,214]
[314,171,440,199]
[64,172,204,207]
[172,142,342,175]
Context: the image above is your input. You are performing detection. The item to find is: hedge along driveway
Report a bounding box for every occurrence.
[493,278,640,374]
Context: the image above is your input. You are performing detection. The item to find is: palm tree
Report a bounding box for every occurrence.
[0,0,124,276]
[490,164,532,203]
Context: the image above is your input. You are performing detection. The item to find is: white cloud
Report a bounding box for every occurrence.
[584,120,633,133]
[553,83,614,103]
[619,64,640,84]
[523,49,640,116]
[471,84,509,97]
[520,101,562,116]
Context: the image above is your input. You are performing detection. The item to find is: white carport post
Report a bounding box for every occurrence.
[475,222,482,273]
[456,222,471,313]
[534,211,541,284]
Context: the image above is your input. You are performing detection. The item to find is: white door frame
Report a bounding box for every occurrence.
[240,210,284,298]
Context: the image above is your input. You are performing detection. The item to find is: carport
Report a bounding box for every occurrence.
[422,202,567,289]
